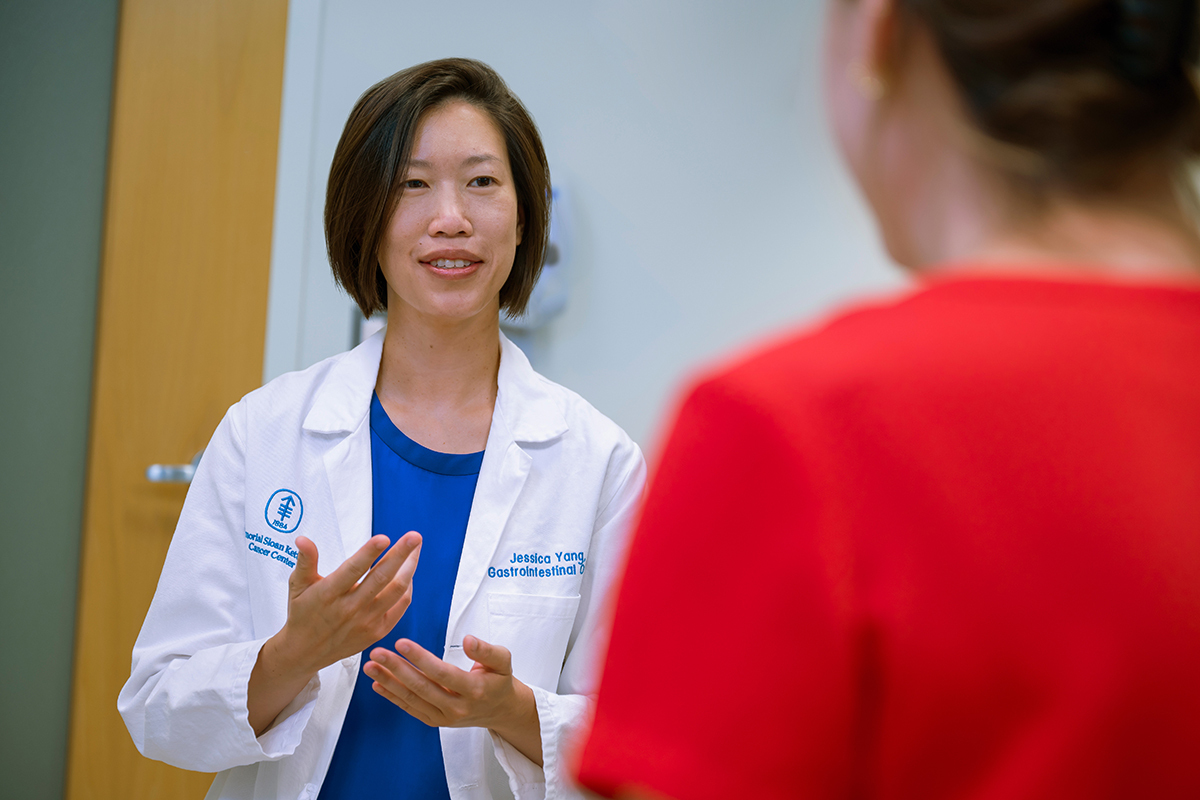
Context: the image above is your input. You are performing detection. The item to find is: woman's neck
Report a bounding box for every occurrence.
[374,308,501,454]
[963,211,1200,283]
[902,151,1200,284]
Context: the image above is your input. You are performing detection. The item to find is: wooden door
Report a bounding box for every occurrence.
[66,0,288,797]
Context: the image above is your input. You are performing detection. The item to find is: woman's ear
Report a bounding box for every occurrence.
[841,0,901,95]
[863,0,901,90]
[516,206,524,246]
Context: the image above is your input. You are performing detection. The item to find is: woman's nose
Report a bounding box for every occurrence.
[429,189,472,237]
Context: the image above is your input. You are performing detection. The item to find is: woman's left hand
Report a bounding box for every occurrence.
[365,634,544,766]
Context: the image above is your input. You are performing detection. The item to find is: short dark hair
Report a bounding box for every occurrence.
[325,58,551,317]
[903,0,1200,191]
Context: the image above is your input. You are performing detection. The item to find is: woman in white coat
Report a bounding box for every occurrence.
[118,58,645,800]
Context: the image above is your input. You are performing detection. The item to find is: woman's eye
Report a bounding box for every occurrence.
[403,178,425,189]
[470,176,495,187]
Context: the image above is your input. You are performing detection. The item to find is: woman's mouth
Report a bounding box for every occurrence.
[422,258,482,278]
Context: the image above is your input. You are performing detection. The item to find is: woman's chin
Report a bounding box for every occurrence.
[392,300,501,330]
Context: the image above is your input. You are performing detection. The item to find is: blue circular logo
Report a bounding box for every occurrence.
[265,489,303,534]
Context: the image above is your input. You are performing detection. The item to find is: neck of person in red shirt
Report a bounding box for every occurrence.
[822,0,1200,286]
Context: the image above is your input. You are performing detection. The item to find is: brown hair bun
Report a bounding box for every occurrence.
[904,0,1200,189]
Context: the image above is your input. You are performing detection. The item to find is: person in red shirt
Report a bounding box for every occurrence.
[576,1,1200,798]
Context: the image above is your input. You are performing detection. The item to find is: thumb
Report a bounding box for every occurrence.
[290,535,320,593]
[464,635,512,675]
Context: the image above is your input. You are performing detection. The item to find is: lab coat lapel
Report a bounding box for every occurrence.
[448,413,531,650]
[445,334,568,653]
[304,331,384,563]
[322,420,374,564]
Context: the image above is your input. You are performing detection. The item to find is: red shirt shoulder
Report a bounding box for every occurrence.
[579,276,1200,800]
[686,276,1200,429]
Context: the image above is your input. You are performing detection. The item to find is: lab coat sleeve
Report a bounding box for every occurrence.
[490,437,648,800]
[117,402,321,772]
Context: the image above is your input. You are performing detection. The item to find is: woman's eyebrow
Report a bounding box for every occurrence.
[406,154,501,170]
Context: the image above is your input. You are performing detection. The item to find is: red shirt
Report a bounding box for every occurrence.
[577,276,1200,800]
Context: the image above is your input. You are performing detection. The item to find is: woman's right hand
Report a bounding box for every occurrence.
[247,532,422,735]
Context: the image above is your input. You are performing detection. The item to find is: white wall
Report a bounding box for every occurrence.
[265,0,900,447]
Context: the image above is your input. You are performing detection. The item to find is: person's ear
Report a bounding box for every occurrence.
[855,0,901,98]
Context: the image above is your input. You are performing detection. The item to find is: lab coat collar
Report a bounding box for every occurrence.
[302,330,384,435]
[301,328,568,444]
[494,332,569,444]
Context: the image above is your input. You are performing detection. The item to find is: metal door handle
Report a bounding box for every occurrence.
[147,450,203,483]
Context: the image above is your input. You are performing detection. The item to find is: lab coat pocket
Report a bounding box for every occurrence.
[487,593,581,692]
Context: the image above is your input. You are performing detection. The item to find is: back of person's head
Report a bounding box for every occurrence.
[904,0,1200,192]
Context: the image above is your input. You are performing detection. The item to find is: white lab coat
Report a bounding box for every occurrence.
[118,330,645,800]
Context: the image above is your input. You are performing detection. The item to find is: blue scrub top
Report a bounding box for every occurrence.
[318,393,483,799]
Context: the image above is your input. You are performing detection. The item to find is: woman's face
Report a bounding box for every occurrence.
[378,100,522,329]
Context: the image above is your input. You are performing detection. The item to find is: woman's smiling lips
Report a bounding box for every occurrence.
[420,250,483,278]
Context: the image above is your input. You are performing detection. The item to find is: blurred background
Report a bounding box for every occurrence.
[0,0,894,797]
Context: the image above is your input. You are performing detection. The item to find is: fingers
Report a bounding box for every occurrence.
[463,635,513,675]
[364,641,520,732]
[377,578,414,632]
[363,532,421,599]
[289,536,321,594]
[366,656,443,725]
[372,535,422,621]
[324,534,391,595]
[392,639,474,693]
[373,681,438,726]
[394,532,422,580]
[367,646,453,715]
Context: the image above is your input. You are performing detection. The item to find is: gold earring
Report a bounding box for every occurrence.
[849,61,887,100]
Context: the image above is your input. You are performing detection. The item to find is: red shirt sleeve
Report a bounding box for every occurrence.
[576,373,861,800]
